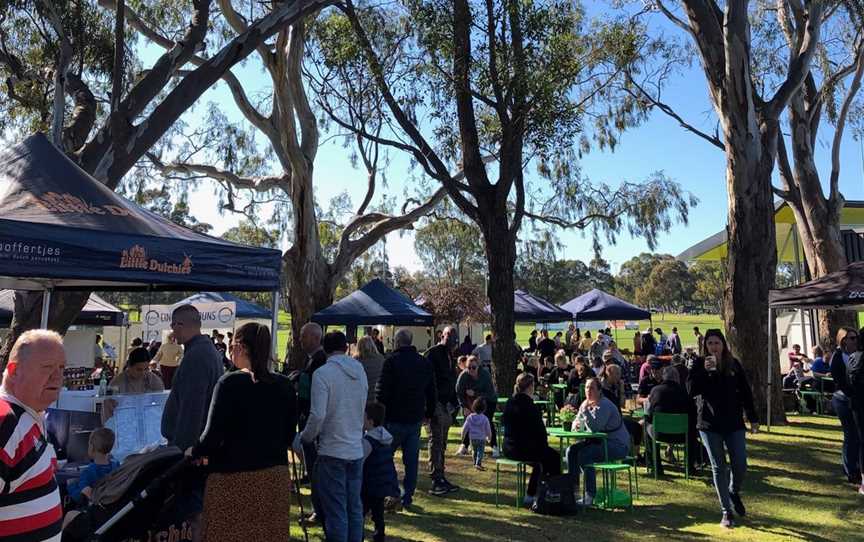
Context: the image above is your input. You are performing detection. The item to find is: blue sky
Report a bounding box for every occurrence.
[139,7,864,276]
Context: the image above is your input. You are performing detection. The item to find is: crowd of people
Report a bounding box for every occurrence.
[505,325,757,528]
[0,311,813,541]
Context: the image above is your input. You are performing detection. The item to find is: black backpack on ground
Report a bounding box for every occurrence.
[531,473,578,516]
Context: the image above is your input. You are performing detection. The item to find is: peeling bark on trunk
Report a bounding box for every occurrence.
[783,91,857,347]
[721,119,786,425]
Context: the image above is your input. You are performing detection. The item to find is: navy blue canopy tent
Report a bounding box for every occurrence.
[0,133,282,292]
[312,279,434,326]
[0,290,125,327]
[0,134,282,350]
[509,290,571,323]
[560,289,651,321]
[177,292,272,319]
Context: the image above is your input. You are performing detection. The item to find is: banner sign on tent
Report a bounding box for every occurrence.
[142,301,236,333]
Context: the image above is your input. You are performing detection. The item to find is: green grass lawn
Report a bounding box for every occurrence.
[293,415,862,541]
[514,313,724,351]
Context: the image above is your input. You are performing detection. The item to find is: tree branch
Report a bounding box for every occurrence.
[766,0,824,119]
[62,72,96,152]
[654,0,695,37]
[146,152,289,193]
[81,0,332,186]
[333,187,448,276]
[340,0,480,220]
[829,39,864,205]
[36,0,73,145]
[626,72,724,150]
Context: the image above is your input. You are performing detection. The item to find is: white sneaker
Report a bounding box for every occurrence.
[455,444,469,456]
[491,446,500,458]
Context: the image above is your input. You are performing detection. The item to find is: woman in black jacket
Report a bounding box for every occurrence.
[688,329,758,530]
[829,327,860,485]
[192,322,297,541]
[501,373,561,506]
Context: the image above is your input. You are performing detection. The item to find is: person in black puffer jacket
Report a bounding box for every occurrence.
[501,373,561,507]
[688,329,758,530]
[375,328,436,507]
[362,402,399,542]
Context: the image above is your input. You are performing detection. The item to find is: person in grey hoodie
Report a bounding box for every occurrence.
[300,331,368,542]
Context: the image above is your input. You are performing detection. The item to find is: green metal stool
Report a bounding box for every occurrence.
[495,458,528,508]
[589,463,634,510]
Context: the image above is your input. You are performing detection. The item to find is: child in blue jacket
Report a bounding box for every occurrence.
[67,427,119,503]
[362,402,399,542]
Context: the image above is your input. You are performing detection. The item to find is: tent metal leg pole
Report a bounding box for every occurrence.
[767,307,773,432]
[271,290,280,368]
[40,288,52,329]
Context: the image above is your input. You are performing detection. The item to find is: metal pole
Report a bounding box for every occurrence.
[271,290,280,369]
[40,288,52,329]
[767,307,774,432]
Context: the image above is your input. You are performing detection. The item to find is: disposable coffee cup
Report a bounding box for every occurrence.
[705,355,717,372]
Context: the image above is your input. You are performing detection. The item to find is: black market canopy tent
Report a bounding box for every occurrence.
[508,290,571,323]
[768,261,864,309]
[764,261,864,430]
[0,290,125,327]
[0,134,282,350]
[0,133,282,293]
[561,288,651,322]
[312,279,434,326]
[177,292,272,319]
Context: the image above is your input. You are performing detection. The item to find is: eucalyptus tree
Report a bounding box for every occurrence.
[121,0,456,366]
[618,0,852,421]
[313,0,696,391]
[0,0,332,363]
[627,1,864,351]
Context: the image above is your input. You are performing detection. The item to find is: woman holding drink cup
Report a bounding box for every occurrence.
[688,329,758,529]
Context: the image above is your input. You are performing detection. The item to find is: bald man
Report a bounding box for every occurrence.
[0,330,66,541]
[161,304,223,451]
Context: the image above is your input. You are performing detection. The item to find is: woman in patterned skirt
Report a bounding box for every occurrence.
[190,322,298,541]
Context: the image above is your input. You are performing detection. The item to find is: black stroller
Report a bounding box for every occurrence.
[62,446,197,542]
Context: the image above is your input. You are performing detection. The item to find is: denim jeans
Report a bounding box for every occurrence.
[832,394,861,480]
[471,439,486,466]
[315,455,363,542]
[386,421,422,502]
[699,430,747,514]
[566,440,629,498]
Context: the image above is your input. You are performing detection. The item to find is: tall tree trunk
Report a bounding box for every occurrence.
[722,116,785,425]
[785,188,856,347]
[784,93,857,348]
[480,211,520,397]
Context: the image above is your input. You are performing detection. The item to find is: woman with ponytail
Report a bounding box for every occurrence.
[191,322,298,541]
[500,373,561,507]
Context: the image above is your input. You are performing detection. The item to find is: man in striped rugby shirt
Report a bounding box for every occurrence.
[0,330,66,542]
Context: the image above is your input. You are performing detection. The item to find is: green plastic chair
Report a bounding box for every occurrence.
[648,412,690,479]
